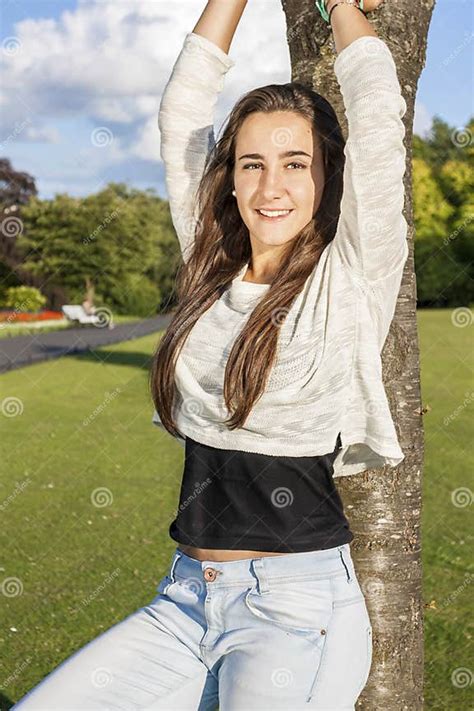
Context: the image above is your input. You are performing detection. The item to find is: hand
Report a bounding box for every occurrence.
[362,0,384,10]
[325,0,384,11]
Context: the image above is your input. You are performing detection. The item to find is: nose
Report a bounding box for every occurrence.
[258,167,287,202]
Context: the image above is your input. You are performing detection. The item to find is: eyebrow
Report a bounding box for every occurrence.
[238,150,312,161]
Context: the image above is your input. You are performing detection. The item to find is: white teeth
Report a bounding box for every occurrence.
[258,209,291,217]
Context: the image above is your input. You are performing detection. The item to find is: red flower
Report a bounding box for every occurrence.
[0,310,64,323]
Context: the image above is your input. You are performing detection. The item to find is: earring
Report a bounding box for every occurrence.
[232,189,236,197]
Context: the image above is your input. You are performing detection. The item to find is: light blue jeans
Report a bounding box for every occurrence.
[12,543,372,710]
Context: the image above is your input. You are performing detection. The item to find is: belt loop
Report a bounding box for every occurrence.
[169,550,183,583]
[251,558,270,595]
[338,547,351,583]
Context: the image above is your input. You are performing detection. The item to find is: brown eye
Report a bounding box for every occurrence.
[243,162,306,170]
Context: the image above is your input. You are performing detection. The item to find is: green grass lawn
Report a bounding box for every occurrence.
[417,309,473,709]
[0,309,472,709]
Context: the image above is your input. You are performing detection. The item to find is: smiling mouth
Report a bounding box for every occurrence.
[255,209,294,222]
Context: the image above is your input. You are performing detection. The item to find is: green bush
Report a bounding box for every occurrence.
[2,286,46,312]
[415,237,474,307]
[109,273,161,318]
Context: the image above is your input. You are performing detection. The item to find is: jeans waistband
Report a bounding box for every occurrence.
[168,543,354,590]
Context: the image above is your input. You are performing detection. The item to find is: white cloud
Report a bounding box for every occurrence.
[414,100,433,138]
[2,0,439,198]
[23,125,61,143]
[0,0,290,166]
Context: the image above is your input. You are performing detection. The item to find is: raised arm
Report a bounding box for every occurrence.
[158,1,247,263]
[192,0,248,54]
[328,0,409,285]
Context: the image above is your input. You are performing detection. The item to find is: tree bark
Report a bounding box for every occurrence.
[281,1,435,708]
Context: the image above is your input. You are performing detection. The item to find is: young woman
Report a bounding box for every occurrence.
[13,0,409,708]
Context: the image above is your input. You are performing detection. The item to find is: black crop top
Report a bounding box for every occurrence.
[168,434,354,553]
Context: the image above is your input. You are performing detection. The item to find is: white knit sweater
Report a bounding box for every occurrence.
[154,31,409,478]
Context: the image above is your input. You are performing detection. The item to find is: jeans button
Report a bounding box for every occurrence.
[204,567,218,582]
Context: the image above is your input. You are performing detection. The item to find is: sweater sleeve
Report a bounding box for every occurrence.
[158,32,235,263]
[332,35,409,284]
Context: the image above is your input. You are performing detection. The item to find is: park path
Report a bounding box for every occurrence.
[0,314,172,374]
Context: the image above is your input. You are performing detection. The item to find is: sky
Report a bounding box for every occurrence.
[0,0,472,201]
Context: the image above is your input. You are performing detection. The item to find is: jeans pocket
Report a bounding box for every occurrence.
[244,578,334,646]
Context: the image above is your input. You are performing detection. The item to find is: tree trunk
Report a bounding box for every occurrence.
[281,1,435,708]
[85,275,95,304]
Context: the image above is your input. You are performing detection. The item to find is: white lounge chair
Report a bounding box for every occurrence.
[61,305,101,325]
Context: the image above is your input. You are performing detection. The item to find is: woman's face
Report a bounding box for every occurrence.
[233,111,325,250]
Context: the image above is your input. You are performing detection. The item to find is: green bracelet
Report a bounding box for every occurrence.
[315,0,365,24]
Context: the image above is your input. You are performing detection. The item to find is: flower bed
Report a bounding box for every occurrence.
[0,310,64,323]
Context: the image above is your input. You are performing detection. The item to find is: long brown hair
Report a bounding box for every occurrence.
[149,82,345,438]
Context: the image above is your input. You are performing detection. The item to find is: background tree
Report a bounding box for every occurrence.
[440,159,474,282]
[413,115,474,170]
[17,184,176,315]
[0,157,38,293]
[413,156,473,306]
[281,1,436,707]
